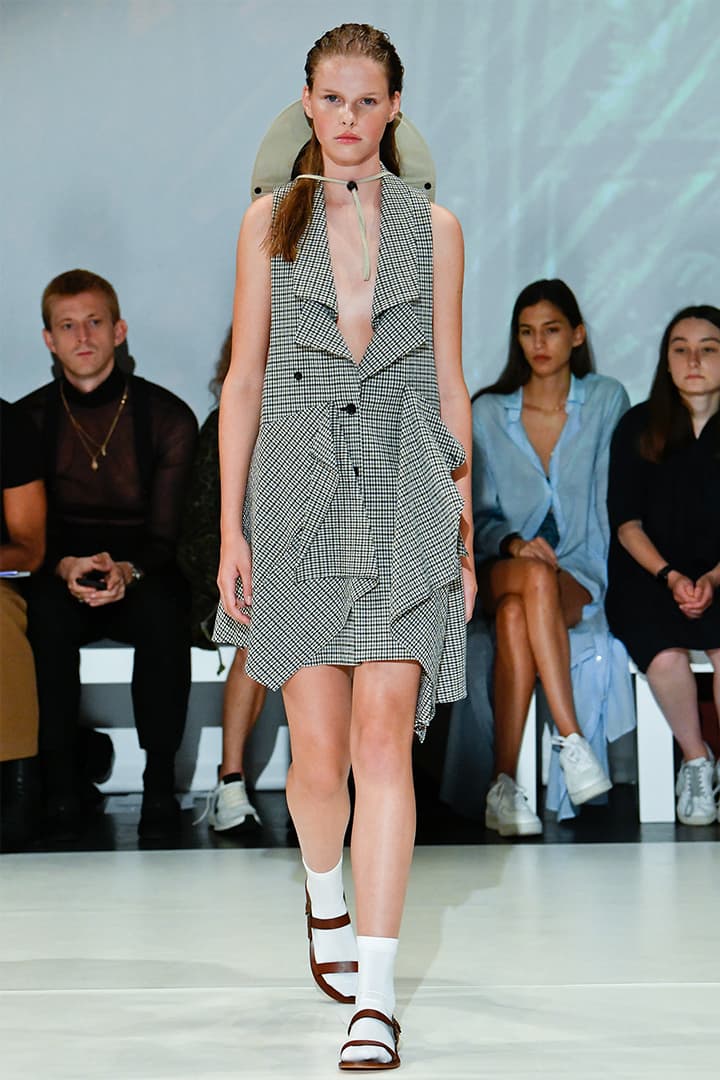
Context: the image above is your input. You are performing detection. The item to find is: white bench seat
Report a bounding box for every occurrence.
[79,644,290,795]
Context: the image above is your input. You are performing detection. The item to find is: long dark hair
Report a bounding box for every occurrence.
[267,23,404,263]
[640,304,720,461]
[209,325,232,403]
[474,279,594,400]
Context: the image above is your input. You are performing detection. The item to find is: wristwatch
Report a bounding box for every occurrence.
[656,564,673,586]
[127,563,145,586]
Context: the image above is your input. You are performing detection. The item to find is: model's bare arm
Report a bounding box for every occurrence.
[431,203,476,621]
[217,196,272,623]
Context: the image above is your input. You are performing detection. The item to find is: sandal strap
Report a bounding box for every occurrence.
[346,1009,401,1040]
[305,885,352,934]
[339,1038,400,1066]
[307,910,352,932]
[341,1013,401,1068]
[304,885,357,1004]
[314,959,359,975]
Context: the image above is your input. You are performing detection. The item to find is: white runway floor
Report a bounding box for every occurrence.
[1,843,719,1079]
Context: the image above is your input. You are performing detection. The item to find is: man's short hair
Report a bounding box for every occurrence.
[41,269,121,329]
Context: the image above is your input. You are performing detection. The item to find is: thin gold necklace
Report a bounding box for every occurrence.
[60,382,129,470]
[522,397,567,415]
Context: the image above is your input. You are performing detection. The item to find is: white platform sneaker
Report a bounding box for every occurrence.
[675,756,716,826]
[485,773,542,836]
[552,733,612,805]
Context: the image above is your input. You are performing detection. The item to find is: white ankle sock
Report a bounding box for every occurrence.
[304,854,358,1001]
[341,935,399,1066]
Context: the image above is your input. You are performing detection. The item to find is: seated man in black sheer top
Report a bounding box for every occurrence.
[19,269,198,841]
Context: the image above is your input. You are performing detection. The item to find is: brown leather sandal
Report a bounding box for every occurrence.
[305,885,358,1004]
[338,1009,402,1071]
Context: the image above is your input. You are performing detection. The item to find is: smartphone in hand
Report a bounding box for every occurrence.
[76,569,108,590]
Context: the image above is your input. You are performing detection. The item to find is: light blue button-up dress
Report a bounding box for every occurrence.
[443,372,635,820]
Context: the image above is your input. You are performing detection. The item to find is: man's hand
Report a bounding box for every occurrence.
[56,551,131,607]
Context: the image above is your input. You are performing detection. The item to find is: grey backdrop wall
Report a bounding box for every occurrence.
[1,0,718,419]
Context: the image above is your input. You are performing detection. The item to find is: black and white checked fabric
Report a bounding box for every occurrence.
[214,171,466,737]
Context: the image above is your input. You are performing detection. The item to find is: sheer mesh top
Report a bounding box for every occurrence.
[18,364,197,572]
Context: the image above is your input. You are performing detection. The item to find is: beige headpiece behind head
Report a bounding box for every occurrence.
[249,99,436,201]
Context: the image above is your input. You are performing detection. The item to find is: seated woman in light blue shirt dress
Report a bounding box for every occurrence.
[443,279,633,832]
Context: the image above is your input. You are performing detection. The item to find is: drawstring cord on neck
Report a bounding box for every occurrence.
[296,171,386,282]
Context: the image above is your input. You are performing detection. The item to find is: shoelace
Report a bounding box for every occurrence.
[296,170,386,281]
[683,760,713,801]
[498,776,532,808]
[551,734,584,764]
[510,783,532,808]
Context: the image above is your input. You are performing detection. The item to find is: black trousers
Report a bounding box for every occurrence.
[25,571,191,775]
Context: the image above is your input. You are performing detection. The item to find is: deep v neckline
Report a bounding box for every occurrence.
[322,181,385,367]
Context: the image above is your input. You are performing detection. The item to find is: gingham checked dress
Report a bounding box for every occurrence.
[214,170,466,737]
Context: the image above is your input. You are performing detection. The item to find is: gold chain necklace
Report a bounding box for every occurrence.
[60,382,129,471]
[522,398,567,415]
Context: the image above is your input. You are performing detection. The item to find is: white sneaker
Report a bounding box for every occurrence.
[714,759,720,824]
[675,756,716,826]
[485,773,542,836]
[195,774,261,830]
[552,733,612,805]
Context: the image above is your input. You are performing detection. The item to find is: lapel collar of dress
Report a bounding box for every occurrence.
[503,388,541,468]
[504,389,523,421]
[292,172,425,369]
[371,171,421,321]
[566,373,585,410]
[292,184,336,312]
[360,172,426,382]
[293,185,353,361]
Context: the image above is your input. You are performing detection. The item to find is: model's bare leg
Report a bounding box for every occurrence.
[492,595,536,778]
[282,664,353,869]
[647,648,707,761]
[340,659,420,1067]
[349,660,420,937]
[282,664,357,1002]
[487,559,589,736]
[219,648,266,778]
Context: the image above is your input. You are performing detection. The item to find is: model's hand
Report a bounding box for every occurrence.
[512,536,558,568]
[461,559,477,623]
[677,573,715,619]
[218,534,252,626]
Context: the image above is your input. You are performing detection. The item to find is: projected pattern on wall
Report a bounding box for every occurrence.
[1,0,717,411]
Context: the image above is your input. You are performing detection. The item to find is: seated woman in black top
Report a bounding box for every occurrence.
[606,305,720,826]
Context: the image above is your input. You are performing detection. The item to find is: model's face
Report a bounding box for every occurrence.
[302,55,400,174]
[43,290,127,391]
[667,318,720,401]
[517,300,585,379]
